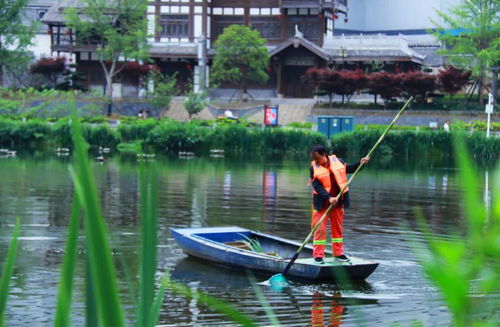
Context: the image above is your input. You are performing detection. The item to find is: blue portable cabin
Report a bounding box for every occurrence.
[317,116,355,138]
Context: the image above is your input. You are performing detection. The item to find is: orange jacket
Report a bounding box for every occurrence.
[310,155,349,195]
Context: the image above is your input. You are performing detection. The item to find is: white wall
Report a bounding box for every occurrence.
[27,34,53,58]
[336,0,462,32]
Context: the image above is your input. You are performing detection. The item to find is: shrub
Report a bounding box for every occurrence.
[184,92,207,119]
[82,124,120,148]
[206,124,252,151]
[146,120,210,151]
[287,122,313,129]
[189,119,213,127]
[147,70,177,113]
[81,115,109,124]
[117,119,160,141]
[51,119,73,149]
[331,130,498,164]
[0,119,51,150]
[0,99,20,115]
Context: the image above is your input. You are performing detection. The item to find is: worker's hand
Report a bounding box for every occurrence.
[360,156,370,165]
[328,197,338,206]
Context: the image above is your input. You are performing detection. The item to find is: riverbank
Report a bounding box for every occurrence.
[0,117,498,163]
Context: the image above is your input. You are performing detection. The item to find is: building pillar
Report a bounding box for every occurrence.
[194,35,207,93]
[277,59,283,98]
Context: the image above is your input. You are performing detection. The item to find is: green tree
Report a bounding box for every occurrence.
[0,0,37,85]
[184,91,207,119]
[65,0,150,115]
[147,70,177,115]
[211,25,269,102]
[432,0,500,105]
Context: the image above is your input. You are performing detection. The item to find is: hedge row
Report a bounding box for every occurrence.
[0,118,497,163]
[331,129,499,163]
[0,118,326,154]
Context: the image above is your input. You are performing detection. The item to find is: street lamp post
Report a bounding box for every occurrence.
[338,46,347,68]
[485,92,494,138]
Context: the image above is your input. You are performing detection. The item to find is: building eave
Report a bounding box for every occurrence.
[269,36,329,61]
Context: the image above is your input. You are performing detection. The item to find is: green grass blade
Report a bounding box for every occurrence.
[163,275,258,327]
[69,116,125,327]
[137,165,158,327]
[238,234,263,253]
[453,135,486,241]
[85,254,98,327]
[0,218,20,327]
[149,275,167,327]
[494,166,500,222]
[54,195,81,327]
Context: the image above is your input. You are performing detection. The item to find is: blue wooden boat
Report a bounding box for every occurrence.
[170,226,379,281]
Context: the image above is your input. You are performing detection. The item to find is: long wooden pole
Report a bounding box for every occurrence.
[281,96,414,276]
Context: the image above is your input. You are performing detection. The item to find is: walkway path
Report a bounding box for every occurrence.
[162,98,498,127]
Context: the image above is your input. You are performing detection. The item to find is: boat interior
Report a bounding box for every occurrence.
[193,230,315,260]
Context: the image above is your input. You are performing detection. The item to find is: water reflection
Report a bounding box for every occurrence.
[170,257,253,289]
[262,170,277,232]
[311,292,344,327]
[171,257,380,327]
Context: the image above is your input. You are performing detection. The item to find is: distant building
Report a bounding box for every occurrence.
[1,1,56,86]
[41,0,459,98]
[22,0,55,59]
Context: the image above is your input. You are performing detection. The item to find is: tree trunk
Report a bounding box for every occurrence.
[478,72,484,105]
[241,72,248,102]
[105,74,113,116]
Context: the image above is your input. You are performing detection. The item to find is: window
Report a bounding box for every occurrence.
[250,17,281,40]
[160,15,189,37]
[36,9,47,20]
[212,16,244,41]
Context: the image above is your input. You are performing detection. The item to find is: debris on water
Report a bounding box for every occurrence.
[0,149,16,158]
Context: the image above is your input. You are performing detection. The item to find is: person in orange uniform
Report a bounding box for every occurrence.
[309,145,370,263]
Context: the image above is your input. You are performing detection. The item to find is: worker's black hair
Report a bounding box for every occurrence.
[310,144,327,155]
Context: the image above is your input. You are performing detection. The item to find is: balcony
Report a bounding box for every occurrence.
[281,0,347,9]
[281,1,320,9]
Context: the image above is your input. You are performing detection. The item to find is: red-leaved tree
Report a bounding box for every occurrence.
[120,62,158,80]
[336,69,368,104]
[400,71,436,101]
[302,67,323,90]
[367,72,403,109]
[30,57,66,87]
[437,66,471,99]
[302,68,341,107]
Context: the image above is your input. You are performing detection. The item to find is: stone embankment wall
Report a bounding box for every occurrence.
[162,98,499,127]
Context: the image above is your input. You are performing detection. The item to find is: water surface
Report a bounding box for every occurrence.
[0,154,492,326]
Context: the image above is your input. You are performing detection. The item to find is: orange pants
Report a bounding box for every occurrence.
[312,205,344,258]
